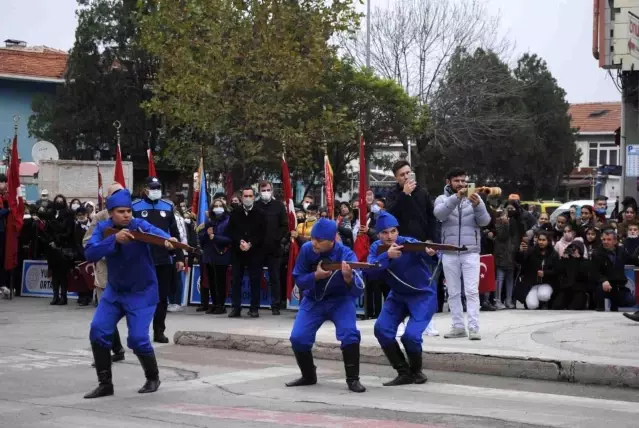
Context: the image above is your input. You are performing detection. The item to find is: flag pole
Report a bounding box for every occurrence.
[8,115,19,300]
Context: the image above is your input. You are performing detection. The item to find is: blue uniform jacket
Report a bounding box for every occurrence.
[367,236,438,295]
[85,217,170,309]
[293,241,364,302]
[132,197,183,265]
[198,214,232,265]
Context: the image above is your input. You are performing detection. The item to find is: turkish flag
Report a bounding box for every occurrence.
[114,144,126,187]
[478,254,496,293]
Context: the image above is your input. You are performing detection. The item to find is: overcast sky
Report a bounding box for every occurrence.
[1,0,619,103]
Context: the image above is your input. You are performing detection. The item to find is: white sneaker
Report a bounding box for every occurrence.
[167,304,178,313]
[505,302,516,309]
[494,301,506,310]
[425,321,439,337]
[469,329,482,341]
[173,305,184,312]
[0,286,9,298]
[444,328,468,339]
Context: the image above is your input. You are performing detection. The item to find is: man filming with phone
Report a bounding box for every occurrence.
[386,161,436,243]
[434,167,491,341]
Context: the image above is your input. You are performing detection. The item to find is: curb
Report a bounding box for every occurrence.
[173,330,639,389]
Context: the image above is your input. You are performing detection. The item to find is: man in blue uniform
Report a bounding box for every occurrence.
[287,218,366,393]
[83,188,178,399]
[132,177,184,343]
[367,212,438,386]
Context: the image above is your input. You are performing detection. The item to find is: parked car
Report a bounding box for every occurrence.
[522,200,561,217]
[549,199,614,224]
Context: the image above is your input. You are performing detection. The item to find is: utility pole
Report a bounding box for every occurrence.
[366,0,371,68]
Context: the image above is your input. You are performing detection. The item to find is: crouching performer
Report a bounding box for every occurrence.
[368,212,438,386]
[83,188,178,399]
[287,218,366,393]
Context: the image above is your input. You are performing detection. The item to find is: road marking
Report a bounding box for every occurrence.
[160,366,300,392]
[326,376,639,414]
[155,404,442,427]
[0,350,90,374]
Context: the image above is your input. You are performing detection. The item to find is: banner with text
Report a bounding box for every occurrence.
[21,260,78,299]
[188,264,272,308]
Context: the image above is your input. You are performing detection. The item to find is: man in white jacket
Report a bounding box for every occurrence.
[434,168,491,340]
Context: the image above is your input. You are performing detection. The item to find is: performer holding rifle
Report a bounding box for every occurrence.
[367,212,438,386]
[83,188,179,399]
[287,218,367,393]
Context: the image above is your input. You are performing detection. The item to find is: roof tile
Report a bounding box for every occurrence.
[0,47,68,80]
[568,102,620,134]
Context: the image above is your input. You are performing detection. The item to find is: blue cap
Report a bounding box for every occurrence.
[376,211,399,232]
[311,218,337,241]
[106,189,133,210]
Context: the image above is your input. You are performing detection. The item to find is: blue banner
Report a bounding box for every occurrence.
[287,284,366,315]
[21,260,78,299]
[189,264,272,308]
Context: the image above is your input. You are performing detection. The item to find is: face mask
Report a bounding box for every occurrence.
[307,215,317,221]
[242,198,254,208]
[595,207,607,215]
[297,217,304,224]
[303,202,310,210]
[564,233,574,242]
[54,201,65,209]
[371,204,381,214]
[260,191,272,202]
[148,190,162,201]
[71,204,80,210]
[629,232,639,239]
[213,207,224,216]
[184,218,191,224]
[77,218,88,225]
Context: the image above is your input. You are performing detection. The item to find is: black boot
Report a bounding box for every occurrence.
[623,311,639,322]
[285,350,317,387]
[228,307,242,318]
[56,283,68,305]
[381,342,414,386]
[84,342,114,399]
[50,282,60,305]
[197,287,210,312]
[342,343,366,393]
[153,332,169,344]
[406,351,427,384]
[136,353,161,394]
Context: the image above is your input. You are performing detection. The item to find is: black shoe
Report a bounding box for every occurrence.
[228,308,242,318]
[406,351,427,384]
[248,310,259,318]
[342,343,366,393]
[78,300,89,307]
[481,301,497,312]
[196,306,208,312]
[212,306,227,315]
[623,311,639,322]
[112,350,125,363]
[55,297,68,306]
[286,350,317,387]
[272,308,281,316]
[381,342,414,386]
[50,296,60,305]
[153,334,169,344]
[84,342,114,399]
[136,353,161,394]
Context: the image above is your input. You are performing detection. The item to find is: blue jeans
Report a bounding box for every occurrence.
[496,268,514,305]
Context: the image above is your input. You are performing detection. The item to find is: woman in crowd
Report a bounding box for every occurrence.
[44,194,76,305]
[621,222,639,256]
[552,240,590,310]
[515,231,558,310]
[319,207,329,219]
[569,205,579,224]
[84,201,96,220]
[69,198,82,212]
[336,201,354,248]
[617,206,637,239]
[553,212,569,244]
[493,209,516,309]
[578,205,595,236]
[198,198,232,314]
[530,212,550,235]
[73,207,92,306]
[554,223,583,258]
[583,226,601,260]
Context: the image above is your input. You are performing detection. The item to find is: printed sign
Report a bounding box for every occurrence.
[629,12,639,60]
[21,260,78,299]
[626,145,639,177]
[188,264,272,308]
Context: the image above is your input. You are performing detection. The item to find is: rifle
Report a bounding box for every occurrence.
[376,242,467,255]
[104,227,202,255]
[315,261,381,271]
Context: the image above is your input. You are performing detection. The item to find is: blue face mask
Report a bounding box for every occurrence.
[595,207,607,215]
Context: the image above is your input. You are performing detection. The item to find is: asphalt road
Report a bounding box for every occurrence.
[1,298,638,428]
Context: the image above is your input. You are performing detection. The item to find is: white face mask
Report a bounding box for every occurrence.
[213,207,224,216]
[243,198,254,208]
[629,232,639,239]
[71,204,80,210]
[303,202,310,210]
[184,218,191,224]
[260,191,272,202]
[371,204,381,214]
[148,190,162,201]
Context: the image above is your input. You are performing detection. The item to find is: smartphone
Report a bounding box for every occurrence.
[408,172,416,182]
[467,182,476,197]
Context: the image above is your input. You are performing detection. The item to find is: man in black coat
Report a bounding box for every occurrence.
[227,186,267,318]
[255,181,288,315]
[594,230,638,312]
[385,161,436,242]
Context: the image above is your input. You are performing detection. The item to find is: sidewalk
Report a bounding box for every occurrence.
[170,308,639,388]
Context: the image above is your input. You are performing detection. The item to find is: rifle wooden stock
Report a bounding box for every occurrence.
[376,242,467,255]
[104,227,201,255]
[319,261,380,271]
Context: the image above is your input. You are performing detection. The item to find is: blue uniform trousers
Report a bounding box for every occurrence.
[90,298,156,355]
[374,291,436,354]
[290,296,361,352]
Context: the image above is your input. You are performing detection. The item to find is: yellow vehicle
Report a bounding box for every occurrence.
[522,201,561,216]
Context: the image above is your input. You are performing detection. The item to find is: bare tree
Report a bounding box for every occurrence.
[341,0,509,105]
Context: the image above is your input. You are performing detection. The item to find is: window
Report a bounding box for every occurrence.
[589,142,619,167]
